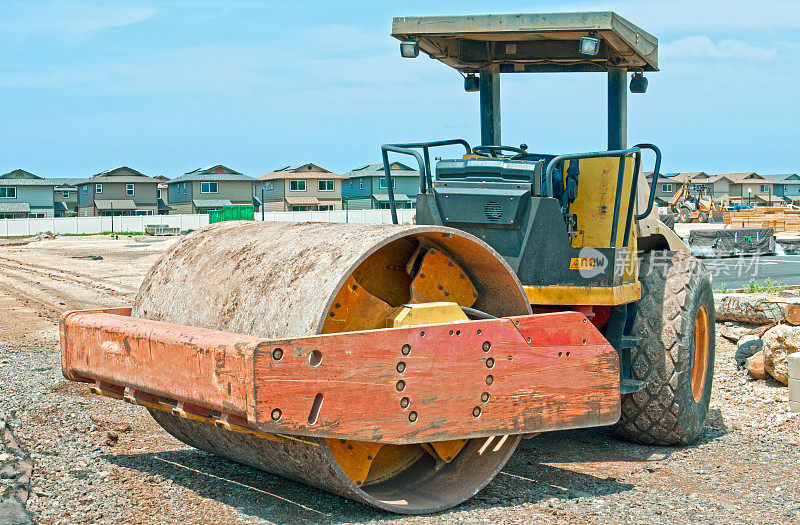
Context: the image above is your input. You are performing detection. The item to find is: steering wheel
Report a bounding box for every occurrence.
[472,145,528,159]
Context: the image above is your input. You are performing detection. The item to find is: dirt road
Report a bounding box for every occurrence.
[0,235,798,524]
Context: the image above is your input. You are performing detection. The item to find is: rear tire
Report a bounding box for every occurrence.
[679,207,691,223]
[698,211,709,223]
[615,251,715,445]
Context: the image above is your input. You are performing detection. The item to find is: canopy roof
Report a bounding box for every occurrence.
[391,12,657,73]
[95,199,136,211]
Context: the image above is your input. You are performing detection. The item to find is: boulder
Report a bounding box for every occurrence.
[746,350,768,380]
[719,324,750,343]
[761,324,800,385]
[735,335,763,367]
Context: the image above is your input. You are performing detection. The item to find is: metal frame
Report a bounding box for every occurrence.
[61,307,621,445]
[381,139,472,224]
[544,143,662,247]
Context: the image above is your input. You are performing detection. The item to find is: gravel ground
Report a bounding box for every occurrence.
[0,235,798,524]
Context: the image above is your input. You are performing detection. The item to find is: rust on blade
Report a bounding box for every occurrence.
[61,308,620,445]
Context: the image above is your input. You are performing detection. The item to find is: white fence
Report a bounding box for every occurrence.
[0,209,416,237]
[253,209,416,225]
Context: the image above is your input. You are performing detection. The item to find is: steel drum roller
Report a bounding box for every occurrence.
[133,221,530,513]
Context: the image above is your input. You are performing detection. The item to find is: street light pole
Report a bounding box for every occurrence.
[261,187,265,221]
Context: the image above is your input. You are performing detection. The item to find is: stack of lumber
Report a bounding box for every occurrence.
[723,207,800,233]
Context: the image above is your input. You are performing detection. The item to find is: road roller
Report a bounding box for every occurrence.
[60,12,715,514]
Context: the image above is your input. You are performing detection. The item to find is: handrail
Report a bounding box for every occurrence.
[544,147,640,198]
[380,146,426,225]
[633,143,662,220]
[380,139,472,224]
[545,147,641,248]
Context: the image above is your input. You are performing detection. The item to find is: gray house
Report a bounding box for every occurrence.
[53,179,82,217]
[76,167,159,216]
[0,169,58,218]
[167,165,256,214]
[342,162,419,209]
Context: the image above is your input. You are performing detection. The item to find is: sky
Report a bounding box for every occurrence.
[1,0,798,178]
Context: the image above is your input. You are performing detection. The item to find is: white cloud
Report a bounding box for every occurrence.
[662,35,777,61]
[2,3,156,39]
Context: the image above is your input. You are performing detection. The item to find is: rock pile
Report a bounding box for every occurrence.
[0,414,34,525]
[731,322,800,389]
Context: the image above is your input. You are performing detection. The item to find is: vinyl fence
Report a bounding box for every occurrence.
[0,209,416,237]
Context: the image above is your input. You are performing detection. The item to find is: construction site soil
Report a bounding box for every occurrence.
[0,234,798,524]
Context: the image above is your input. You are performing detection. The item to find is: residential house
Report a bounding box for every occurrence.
[167,165,255,214]
[646,171,781,207]
[76,167,159,216]
[760,174,800,204]
[716,172,779,206]
[0,169,58,218]
[646,172,706,205]
[53,178,82,217]
[257,163,344,211]
[342,162,419,209]
[153,175,174,215]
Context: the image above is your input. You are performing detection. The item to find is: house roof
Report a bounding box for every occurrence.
[373,193,414,202]
[755,194,786,203]
[344,162,418,179]
[0,178,57,187]
[77,167,156,185]
[710,172,766,183]
[1,169,41,180]
[759,173,800,184]
[0,171,77,187]
[260,166,344,181]
[169,172,255,184]
[285,196,321,205]
[192,199,232,208]
[54,202,68,211]
[95,199,137,211]
[0,202,30,213]
[169,165,253,184]
[158,198,174,211]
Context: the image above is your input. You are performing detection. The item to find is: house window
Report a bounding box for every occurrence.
[349,181,353,188]
[318,180,334,192]
[95,184,103,194]
[82,186,88,195]
[379,201,413,209]
[28,213,45,218]
[359,180,363,190]
[134,210,153,216]
[201,182,218,194]
[760,184,769,193]
[0,187,16,198]
[378,178,396,189]
[62,191,70,199]
[157,189,162,199]
[318,204,334,211]
[267,182,274,191]
[126,184,135,196]
[661,183,673,193]
[290,180,306,191]
[291,205,312,211]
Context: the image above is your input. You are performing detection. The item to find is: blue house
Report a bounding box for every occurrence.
[761,174,800,203]
[342,162,419,210]
[0,169,59,218]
